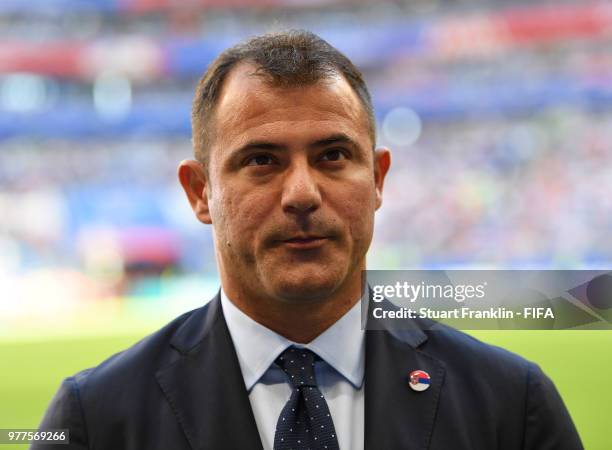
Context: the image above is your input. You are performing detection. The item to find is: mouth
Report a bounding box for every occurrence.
[281,235,329,249]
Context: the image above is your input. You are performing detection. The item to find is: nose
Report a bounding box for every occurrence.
[281,159,322,216]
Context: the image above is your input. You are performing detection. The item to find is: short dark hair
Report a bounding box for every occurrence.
[191,29,376,164]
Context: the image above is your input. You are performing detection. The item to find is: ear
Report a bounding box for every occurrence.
[373,147,391,210]
[178,159,212,224]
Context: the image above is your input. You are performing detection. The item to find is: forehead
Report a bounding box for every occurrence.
[211,62,371,150]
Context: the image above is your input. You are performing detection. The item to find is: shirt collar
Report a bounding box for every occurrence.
[221,289,365,391]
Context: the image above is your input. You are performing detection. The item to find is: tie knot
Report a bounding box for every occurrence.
[275,347,318,388]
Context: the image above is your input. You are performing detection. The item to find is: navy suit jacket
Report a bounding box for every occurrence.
[34,293,583,449]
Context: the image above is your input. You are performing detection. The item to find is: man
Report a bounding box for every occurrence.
[36,30,583,449]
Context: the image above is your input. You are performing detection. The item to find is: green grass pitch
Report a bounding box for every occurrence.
[1,331,610,449]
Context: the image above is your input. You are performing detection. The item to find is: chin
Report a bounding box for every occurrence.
[270,273,345,304]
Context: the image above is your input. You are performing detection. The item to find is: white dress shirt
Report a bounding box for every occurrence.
[221,290,365,450]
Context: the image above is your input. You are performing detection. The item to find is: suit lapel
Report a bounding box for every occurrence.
[156,295,263,450]
[364,314,446,450]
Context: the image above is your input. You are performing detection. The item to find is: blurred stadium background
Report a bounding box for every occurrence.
[0,0,611,448]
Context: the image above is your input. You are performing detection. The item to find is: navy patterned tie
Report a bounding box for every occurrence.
[273,347,340,450]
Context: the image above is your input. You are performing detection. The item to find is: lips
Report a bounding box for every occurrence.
[284,235,325,242]
[281,235,328,249]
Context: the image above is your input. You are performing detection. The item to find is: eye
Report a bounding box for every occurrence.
[245,154,275,166]
[319,148,347,162]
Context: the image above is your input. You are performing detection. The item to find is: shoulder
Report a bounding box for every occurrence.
[419,324,583,448]
[36,302,217,444]
[413,321,535,399]
[423,323,530,372]
[70,300,216,400]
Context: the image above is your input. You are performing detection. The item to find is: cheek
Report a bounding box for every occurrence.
[347,209,374,249]
[211,187,272,240]
[335,180,377,246]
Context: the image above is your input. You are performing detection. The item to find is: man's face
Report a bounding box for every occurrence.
[181,63,390,304]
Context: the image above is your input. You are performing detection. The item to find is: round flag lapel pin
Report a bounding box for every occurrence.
[409,370,431,392]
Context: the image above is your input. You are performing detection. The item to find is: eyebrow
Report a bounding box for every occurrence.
[233,133,359,156]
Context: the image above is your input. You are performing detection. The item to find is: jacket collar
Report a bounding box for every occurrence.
[168,293,221,354]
